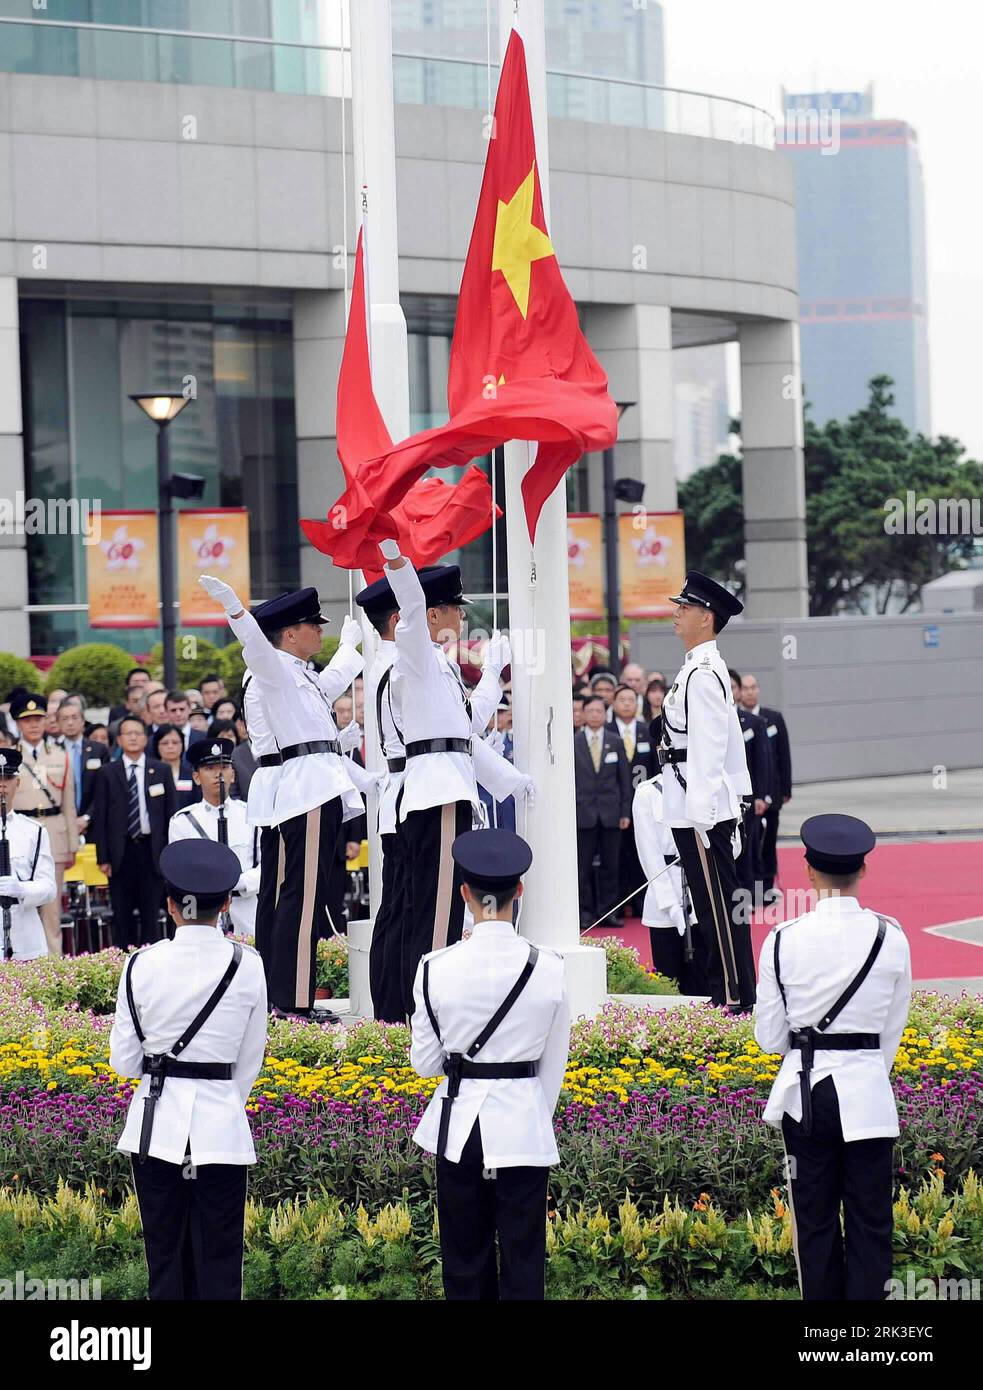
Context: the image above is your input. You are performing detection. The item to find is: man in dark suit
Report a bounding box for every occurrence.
[610,683,655,916]
[729,669,771,897]
[741,674,792,899]
[574,695,631,929]
[56,696,108,834]
[164,691,206,755]
[92,715,176,948]
[107,668,152,727]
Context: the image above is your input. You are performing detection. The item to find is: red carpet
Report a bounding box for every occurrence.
[589,840,983,983]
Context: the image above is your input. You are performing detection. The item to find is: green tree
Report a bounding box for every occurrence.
[678,377,983,615]
[44,644,135,704]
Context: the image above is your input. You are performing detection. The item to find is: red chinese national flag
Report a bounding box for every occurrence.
[305,28,615,571]
[301,230,500,565]
[448,27,616,536]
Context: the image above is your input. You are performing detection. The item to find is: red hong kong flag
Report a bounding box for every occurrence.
[308,28,616,571]
[301,229,500,567]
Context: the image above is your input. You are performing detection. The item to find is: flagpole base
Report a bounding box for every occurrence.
[530,940,607,1021]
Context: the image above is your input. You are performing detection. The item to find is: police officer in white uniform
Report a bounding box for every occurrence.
[109,840,268,1300]
[755,814,912,1301]
[631,770,694,988]
[357,570,529,1023]
[378,543,533,1015]
[0,749,56,961]
[411,829,569,1301]
[200,576,363,1019]
[658,571,753,1010]
[168,738,260,937]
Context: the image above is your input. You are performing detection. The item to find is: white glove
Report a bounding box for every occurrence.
[669,903,688,938]
[339,615,362,649]
[693,824,711,850]
[199,574,242,616]
[731,825,743,860]
[484,629,512,675]
[517,775,536,807]
[379,539,401,562]
[338,720,362,752]
[0,876,25,900]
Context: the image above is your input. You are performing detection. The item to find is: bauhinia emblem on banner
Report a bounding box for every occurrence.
[567,514,604,619]
[87,510,160,628]
[618,511,686,618]
[178,508,251,625]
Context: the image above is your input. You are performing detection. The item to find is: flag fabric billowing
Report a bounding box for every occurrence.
[300,230,500,567]
[306,28,616,572]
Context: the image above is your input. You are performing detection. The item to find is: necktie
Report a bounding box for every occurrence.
[590,731,602,773]
[624,726,635,761]
[32,746,38,761]
[73,742,82,811]
[127,764,142,838]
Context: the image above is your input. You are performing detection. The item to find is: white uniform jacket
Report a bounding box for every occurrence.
[228,609,363,825]
[0,812,56,959]
[241,666,281,828]
[109,927,268,1165]
[366,640,404,837]
[631,775,686,933]
[754,897,912,1140]
[385,560,506,820]
[659,640,751,828]
[168,800,261,936]
[410,920,570,1167]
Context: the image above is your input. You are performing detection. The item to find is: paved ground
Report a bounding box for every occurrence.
[777,767,983,838]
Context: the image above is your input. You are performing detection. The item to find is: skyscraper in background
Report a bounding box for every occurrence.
[781,88,931,434]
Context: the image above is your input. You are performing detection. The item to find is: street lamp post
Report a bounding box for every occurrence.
[602,402,639,676]
[128,394,194,690]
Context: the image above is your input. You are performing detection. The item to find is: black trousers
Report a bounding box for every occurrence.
[268,799,342,1013]
[370,828,407,1024]
[400,800,471,1018]
[110,837,162,948]
[255,824,281,975]
[436,1120,549,1301]
[671,822,755,1010]
[735,810,755,893]
[132,1156,248,1300]
[648,925,708,996]
[782,1076,894,1301]
[576,823,622,927]
[760,803,781,893]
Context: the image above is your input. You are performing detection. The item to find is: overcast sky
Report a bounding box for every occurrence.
[661,0,983,457]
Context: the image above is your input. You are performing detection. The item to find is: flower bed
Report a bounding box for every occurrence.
[1,1170,980,1301]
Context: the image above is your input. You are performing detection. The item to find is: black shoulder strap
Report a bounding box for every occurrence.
[468,945,539,1058]
[125,951,145,1044]
[183,811,210,840]
[171,942,243,1057]
[422,943,540,1057]
[240,675,252,740]
[376,666,404,751]
[422,957,441,1042]
[252,826,259,867]
[817,916,887,1031]
[30,826,43,878]
[773,930,787,1009]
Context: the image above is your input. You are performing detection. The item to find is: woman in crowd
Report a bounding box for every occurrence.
[152,722,198,810]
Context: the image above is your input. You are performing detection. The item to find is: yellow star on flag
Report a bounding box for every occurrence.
[491,162,555,319]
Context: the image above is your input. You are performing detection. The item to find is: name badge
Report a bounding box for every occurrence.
[85,758,102,770]
[176,779,192,791]
[743,728,754,742]
[767,724,778,737]
[148,782,165,797]
[604,751,618,764]
[637,742,650,752]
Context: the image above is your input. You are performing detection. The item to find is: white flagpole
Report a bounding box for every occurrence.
[349,0,411,936]
[497,0,606,1018]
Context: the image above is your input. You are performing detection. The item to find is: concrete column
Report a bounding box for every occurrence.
[581,302,675,512]
[293,287,352,624]
[738,319,808,618]
[0,278,30,655]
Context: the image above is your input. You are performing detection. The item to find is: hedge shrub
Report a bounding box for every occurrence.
[43,644,135,704]
[146,636,224,691]
[0,652,43,700]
